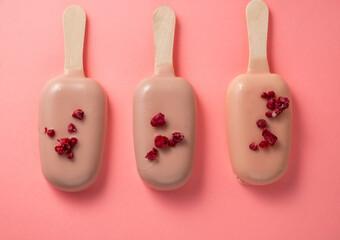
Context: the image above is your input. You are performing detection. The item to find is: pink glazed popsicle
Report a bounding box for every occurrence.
[39,6,107,192]
[134,6,196,191]
[227,0,292,185]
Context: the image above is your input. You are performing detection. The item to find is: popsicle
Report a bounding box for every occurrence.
[39,6,107,192]
[133,6,196,191]
[226,0,292,185]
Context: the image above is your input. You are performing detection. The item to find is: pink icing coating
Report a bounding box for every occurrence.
[39,69,107,192]
[133,64,196,191]
[227,72,292,185]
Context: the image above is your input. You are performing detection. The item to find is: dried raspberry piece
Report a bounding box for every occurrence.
[67,152,74,159]
[68,123,77,133]
[172,132,184,143]
[272,108,283,118]
[261,92,268,98]
[61,143,70,152]
[72,109,84,120]
[275,96,290,110]
[150,113,166,127]
[169,139,176,147]
[55,145,64,155]
[259,141,269,148]
[44,127,47,134]
[145,148,158,160]
[265,111,273,118]
[256,119,267,128]
[154,135,169,148]
[249,142,258,151]
[267,91,275,98]
[69,137,78,148]
[47,129,55,137]
[262,129,278,146]
[55,138,78,159]
[266,98,276,110]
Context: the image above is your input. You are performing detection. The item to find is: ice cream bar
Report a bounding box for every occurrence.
[39,6,107,192]
[227,0,292,185]
[134,6,196,191]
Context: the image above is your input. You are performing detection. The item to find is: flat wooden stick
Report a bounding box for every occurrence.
[152,6,176,68]
[246,0,269,73]
[63,5,86,71]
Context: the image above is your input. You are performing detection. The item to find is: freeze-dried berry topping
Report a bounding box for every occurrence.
[169,139,176,147]
[272,108,283,118]
[259,141,269,148]
[70,137,78,148]
[249,142,258,151]
[266,98,276,110]
[67,152,74,159]
[72,109,84,120]
[150,113,166,127]
[172,132,184,143]
[68,123,77,133]
[265,111,273,118]
[154,135,169,148]
[267,91,275,98]
[256,119,267,128]
[275,96,290,110]
[47,129,55,137]
[44,127,47,134]
[55,146,64,155]
[145,148,158,160]
[261,92,268,98]
[262,129,278,146]
[60,140,71,152]
[55,137,78,159]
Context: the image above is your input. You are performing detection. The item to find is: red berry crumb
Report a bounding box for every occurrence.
[67,152,74,159]
[55,146,64,155]
[150,113,165,127]
[72,109,84,120]
[272,108,283,118]
[261,92,268,98]
[266,98,276,110]
[262,129,278,146]
[55,137,78,158]
[172,132,184,143]
[145,148,158,160]
[47,129,55,137]
[70,137,78,148]
[154,135,169,148]
[68,123,77,133]
[265,111,273,118]
[267,91,275,98]
[275,96,290,110]
[169,139,176,147]
[249,142,258,151]
[256,119,267,128]
[259,141,269,148]
[44,127,47,134]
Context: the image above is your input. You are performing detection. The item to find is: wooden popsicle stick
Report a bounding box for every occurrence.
[63,5,86,71]
[246,0,270,73]
[152,6,176,69]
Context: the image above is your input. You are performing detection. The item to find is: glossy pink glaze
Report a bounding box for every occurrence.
[134,64,196,191]
[227,72,292,185]
[39,69,107,192]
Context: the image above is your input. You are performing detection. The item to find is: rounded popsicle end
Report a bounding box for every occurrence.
[42,166,100,192]
[234,165,288,186]
[139,168,193,191]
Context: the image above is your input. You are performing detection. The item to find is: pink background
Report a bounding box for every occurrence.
[0,0,340,239]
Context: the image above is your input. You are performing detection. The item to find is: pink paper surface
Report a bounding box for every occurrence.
[0,0,339,239]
